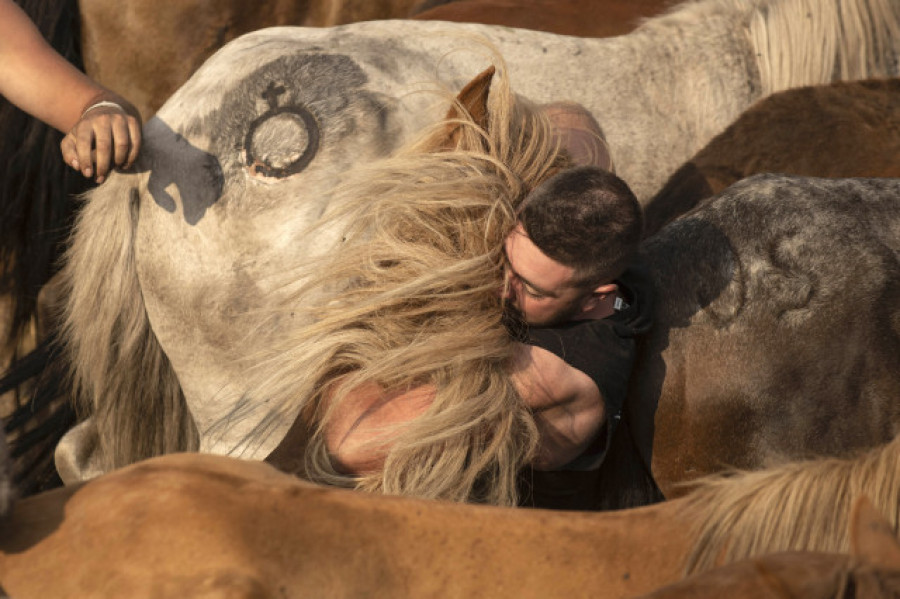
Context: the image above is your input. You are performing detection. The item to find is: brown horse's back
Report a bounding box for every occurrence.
[644,78,900,237]
[412,0,673,37]
[79,0,424,119]
[3,450,899,598]
[0,453,690,598]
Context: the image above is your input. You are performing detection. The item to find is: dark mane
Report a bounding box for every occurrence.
[0,0,91,356]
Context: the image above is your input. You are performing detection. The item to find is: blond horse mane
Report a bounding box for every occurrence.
[748,0,900,95]
[231,60,568,506]
[683,435,900,574]
[61,180,199,471]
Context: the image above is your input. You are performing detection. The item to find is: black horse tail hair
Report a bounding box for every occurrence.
[0,0,93,362]
[0,334,73,497]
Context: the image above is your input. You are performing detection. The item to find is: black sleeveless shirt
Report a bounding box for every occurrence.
[516,266,658,510]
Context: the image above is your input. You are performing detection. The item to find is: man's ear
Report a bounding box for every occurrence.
[434,65,495,151]
[577,282,618,315]
[592,282,618,297]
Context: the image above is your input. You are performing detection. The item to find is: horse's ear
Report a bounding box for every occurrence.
[437,65,496,150]
[849,496,900,569]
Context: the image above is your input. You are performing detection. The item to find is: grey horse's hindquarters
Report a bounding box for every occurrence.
[634,175,900,492]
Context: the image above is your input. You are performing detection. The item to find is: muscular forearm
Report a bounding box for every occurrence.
[512,342,606,470]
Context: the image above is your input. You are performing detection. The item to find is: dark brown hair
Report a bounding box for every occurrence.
[519,166,643,286]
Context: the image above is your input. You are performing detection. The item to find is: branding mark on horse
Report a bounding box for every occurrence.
[244,82,320,179]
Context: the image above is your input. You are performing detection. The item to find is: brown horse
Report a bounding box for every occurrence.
[411,0,674,37]
[639,499,900,598]
[1,434,898,598]
[79,0,427,121]
[643,77,900,238]
[630,174,900,499]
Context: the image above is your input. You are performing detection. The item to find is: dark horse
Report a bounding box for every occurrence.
[631,174,900,497]
[0,0,83,496]
[0,0,88,361]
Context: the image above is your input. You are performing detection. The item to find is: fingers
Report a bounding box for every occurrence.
[92,121,114,182]
[125,114,141,169]
[59,132,78,172]
[59,108,142,184]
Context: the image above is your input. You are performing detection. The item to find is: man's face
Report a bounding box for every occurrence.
[502,223,589,326]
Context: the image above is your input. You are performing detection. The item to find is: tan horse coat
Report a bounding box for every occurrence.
[2,433,900,597]
[412,0,673,36]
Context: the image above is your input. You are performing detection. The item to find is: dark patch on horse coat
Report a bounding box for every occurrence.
[189,52,395,183]
[409,0,460,15]
[145,52,401,225]
[630,175,900,492]
[0,482,78,553]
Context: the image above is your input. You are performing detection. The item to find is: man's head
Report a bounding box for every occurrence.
[503,166,642,326]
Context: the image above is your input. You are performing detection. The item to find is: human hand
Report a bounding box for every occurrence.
[60,100,142,184]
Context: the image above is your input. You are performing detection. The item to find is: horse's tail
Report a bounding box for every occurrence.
[750,0,900,95]
[61,174,198,474]
[0,428,11,517]
[0,0,91,358]
[683,434,900,574]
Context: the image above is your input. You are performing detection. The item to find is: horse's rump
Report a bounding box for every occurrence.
[632,175,900,495]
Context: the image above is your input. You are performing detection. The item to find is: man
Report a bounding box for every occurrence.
[321,109,659,510]
[503,165,659,510]
[503,166,642,326]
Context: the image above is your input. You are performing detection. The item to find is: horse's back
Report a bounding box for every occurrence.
[0,453,687,598]
[644,78,900,237]
[411,0,672,37]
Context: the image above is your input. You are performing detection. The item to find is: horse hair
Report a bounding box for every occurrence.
[233,60,568,505]
[0,0,90,359]
[61,179,199,471]
[634,0,900,169]
[683,434,900,574]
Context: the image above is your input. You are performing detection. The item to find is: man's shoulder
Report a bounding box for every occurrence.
[612,265,654,333]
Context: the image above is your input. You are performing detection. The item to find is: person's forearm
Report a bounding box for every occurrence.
[0,0,122,132]
[325,381,435,474]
